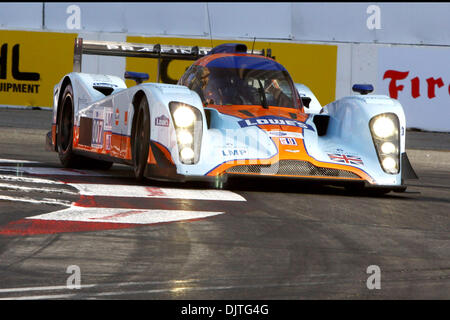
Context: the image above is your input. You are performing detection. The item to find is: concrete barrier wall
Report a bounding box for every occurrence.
[2,3,450,46]
[0,3,448,132]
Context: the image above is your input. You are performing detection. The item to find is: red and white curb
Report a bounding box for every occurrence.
[0,162,246,235]
[28,207,224,225]
[69,183,245,201]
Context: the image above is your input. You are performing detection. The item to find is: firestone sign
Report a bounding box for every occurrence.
[378,46,450,132]
[383,70,449,100]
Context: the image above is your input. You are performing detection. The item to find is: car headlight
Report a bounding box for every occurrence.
[177,129,193,145]
[382,157,398,174]
[169,102,203,165]
[173,106,196,128]
[372,116,396,139]
[380,141,396,154]
[180,147,195,161]
[369,113,400,174]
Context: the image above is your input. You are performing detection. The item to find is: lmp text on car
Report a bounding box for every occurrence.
[46,39,417,193]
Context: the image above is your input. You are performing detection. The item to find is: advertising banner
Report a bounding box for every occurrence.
[0,30,77,108]
[126,36,338,106]
[378,46,450,132]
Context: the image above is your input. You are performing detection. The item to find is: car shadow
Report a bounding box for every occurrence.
[142,175,413,199]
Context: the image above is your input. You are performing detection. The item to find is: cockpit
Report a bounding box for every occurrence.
[179,55,301,109]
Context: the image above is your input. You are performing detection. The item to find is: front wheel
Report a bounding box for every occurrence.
[132,97,150,181]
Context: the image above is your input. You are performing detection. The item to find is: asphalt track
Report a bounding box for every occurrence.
[0,108,449,300]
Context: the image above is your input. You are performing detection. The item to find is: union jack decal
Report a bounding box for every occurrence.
[327,153,364,166]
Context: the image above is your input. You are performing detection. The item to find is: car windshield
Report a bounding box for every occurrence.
[195,66,299,108]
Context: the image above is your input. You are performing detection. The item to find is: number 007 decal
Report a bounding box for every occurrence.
[91,119,104,148]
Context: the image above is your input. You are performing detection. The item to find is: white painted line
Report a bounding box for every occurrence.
[0,195,71,206]
[0,284,96,293]
[1,280,336,299]
[0,279,194,295]
[0,159,40,164]
[0,294,77,300]
[0,280,190,296]
[0,183,78,195]
[74,278,345,298]
[69,183,246,201]
[0,166,110,176]
[0,174,64,185]
[27,206,223,224]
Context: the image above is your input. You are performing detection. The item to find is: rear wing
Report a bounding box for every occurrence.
[73,38,273,82]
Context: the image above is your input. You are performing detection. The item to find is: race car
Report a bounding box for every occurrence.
[46,38,417,193]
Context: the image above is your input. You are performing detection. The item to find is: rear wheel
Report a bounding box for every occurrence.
[57,84,113,170]
[132,97,150,180]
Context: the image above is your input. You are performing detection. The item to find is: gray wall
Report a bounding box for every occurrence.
[1,2,449,46]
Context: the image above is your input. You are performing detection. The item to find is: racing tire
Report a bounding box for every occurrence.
[57,84,113,170]
[132,96,151,181]
[57,84,81,168]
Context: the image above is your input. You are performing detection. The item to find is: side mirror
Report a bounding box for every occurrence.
[301,96,312,108]
[125,71,149,85]
[352,84,374,95]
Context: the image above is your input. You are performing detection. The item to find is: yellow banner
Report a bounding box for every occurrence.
[0,30,77,108]
[126,36,337,105]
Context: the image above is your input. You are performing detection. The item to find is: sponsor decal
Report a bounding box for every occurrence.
[155,114,170,127]
[0,82,39,94]
[279,137,297,146]
[105,133,111,151]
[378,46,450,131]
[0,43,40,94]
[238,115,314,131]
[222,148,248,157]
[92,82,118,87]
[383,70,449,100]
[104,108,113,131]
[105,43,209,56]
[91,119,104,148]
[268,131,288,137]
[0,30,76,108]
[328,153,364,166]
[93,108,104,120]
[285,149,300,153]
[114,107,120,126]
[267,130,304,139]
